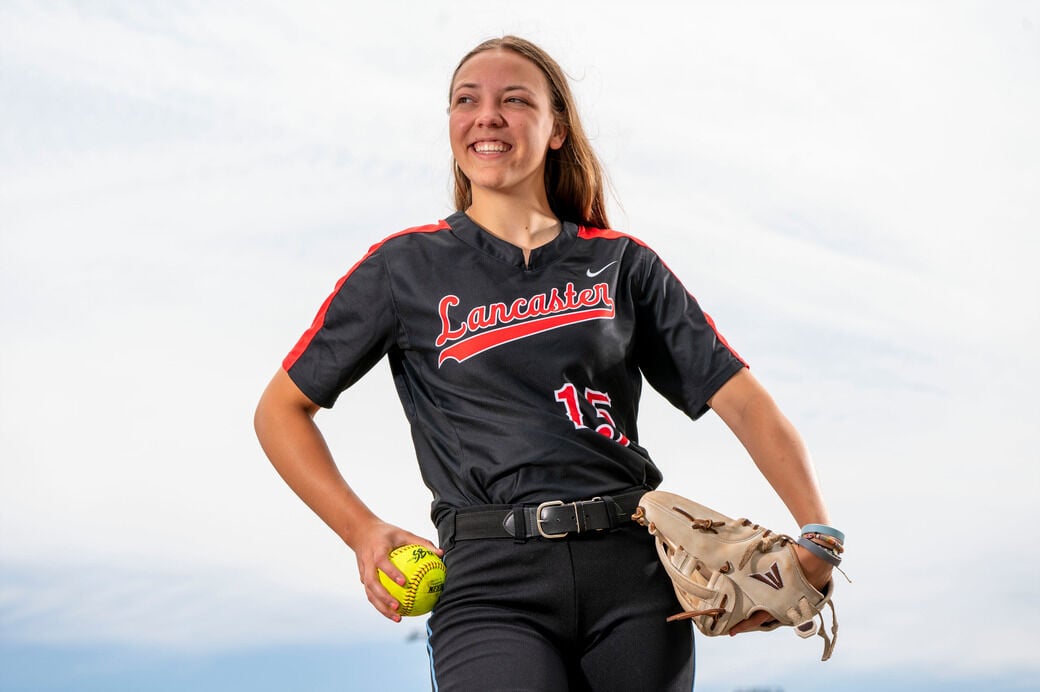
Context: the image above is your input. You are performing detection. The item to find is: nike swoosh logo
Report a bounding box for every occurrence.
[586,261,617,278]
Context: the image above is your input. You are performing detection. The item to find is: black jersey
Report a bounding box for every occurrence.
[285,211,745,525]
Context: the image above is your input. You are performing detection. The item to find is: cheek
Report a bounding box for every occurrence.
[530,118,558,151]
[448,118,469,155]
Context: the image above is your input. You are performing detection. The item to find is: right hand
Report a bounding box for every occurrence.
[352,518,443,622]
[729,542,833,636]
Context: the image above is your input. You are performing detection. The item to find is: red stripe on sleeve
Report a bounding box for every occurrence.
[577,226,632,242]
[282,220,451,372]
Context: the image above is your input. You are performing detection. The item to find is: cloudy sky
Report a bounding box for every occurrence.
[2,1,1038,690]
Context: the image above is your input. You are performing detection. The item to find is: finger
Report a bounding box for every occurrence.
[359,546,405,586]
[409,535,444,557]
[366,588,402,622]
[374,554,408,587]
[355,553,403,618]
[363,573,404,622]
[728,611,774,636]
[416,539,444,557]
[393,532,445,558]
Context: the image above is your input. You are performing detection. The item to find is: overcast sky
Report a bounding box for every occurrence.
[2,2,1038,690]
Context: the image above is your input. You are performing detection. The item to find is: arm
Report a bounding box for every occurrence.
[253,368,440,622]
[707,368,833,633]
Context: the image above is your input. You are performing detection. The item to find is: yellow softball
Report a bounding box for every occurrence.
[377,544,446,617]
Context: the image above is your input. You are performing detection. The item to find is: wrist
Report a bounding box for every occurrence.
[800,523,844,543]
[337,506,384,549]
[796,535,842,567]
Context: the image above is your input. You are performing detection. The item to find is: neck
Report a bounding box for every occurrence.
[466,192,561,263]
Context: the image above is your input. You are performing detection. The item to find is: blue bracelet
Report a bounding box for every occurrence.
[801,523,845,544]
[796,536,842,567]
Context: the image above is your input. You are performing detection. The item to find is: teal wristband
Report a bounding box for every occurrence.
[796,536,842,567]
[801,523,845,544]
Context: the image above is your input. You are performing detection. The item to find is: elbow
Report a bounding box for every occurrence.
[254,369,320,440]
[254,388,277,449]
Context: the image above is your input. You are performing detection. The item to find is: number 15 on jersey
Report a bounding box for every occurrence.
[554,382,631,447]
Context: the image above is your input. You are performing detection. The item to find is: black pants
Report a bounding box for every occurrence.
[426,522,695,691]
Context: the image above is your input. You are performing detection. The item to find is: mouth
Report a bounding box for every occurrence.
[471,140,511,154]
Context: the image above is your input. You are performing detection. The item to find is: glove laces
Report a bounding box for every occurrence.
[736,519,790,569]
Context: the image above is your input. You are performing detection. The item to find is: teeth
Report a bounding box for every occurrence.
[473,142,509,153]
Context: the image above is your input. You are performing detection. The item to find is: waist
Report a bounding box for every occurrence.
[437,489,647,548]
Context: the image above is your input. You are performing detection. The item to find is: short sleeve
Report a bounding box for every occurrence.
[282,250,398,408]
[633,253,746,419]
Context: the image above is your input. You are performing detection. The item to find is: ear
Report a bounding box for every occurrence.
[549,120,567,151]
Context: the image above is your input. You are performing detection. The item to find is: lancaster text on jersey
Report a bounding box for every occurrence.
[436,281,614,365]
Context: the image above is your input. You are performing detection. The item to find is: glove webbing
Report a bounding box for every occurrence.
[817,600,838,661]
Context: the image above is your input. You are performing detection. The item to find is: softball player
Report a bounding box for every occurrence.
[255,36,835,691]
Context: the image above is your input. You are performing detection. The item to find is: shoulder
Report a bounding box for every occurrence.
[576,225,655,252]
[327,219,453,288]
[346,219,455,272]
[574,226,687,294]
[575,225,661,270]
[369,219,454,253]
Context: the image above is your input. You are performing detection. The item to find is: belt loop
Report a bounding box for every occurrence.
[438,511,456,552]
[511,504,529,543]
[600,495,618,530]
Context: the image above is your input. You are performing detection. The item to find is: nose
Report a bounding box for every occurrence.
[475,101,504,127]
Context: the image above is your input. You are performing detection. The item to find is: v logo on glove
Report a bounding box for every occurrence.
[750,562,784,590]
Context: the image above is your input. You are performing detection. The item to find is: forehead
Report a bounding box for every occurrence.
[451,48,549,93]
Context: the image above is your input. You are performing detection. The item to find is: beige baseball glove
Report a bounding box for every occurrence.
[633,490,838,661]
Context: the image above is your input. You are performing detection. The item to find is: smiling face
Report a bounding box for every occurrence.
[449,48,567,206]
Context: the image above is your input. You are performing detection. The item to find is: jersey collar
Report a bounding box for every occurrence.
[446,211,578,270]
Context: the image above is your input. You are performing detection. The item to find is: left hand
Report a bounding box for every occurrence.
[728,542,833,635]
[353,518,443,623]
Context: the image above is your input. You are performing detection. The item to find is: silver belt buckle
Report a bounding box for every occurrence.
[536,500,568,539]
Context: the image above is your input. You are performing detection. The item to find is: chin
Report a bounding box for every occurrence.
[469,170,543,197]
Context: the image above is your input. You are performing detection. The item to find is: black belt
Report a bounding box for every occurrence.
[439,490,646,546]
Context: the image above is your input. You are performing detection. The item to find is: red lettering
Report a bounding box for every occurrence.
[547,287,565,312]
[468,305,492,331]
[435,281,616,363]
[527,293,546,316]
[507,297,527,321]
[435,295,466,347]
[509,297,529,321]
[554,383,584,429]
[564,282,578,309]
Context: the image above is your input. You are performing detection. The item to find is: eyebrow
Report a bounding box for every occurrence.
[452,83,536,95]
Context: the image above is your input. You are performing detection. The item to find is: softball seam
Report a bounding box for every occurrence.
[399,561,441,616]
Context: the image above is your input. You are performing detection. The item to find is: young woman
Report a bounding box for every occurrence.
[255,36,838,691]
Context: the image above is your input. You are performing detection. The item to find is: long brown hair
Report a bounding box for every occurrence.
[449,36,611,229]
